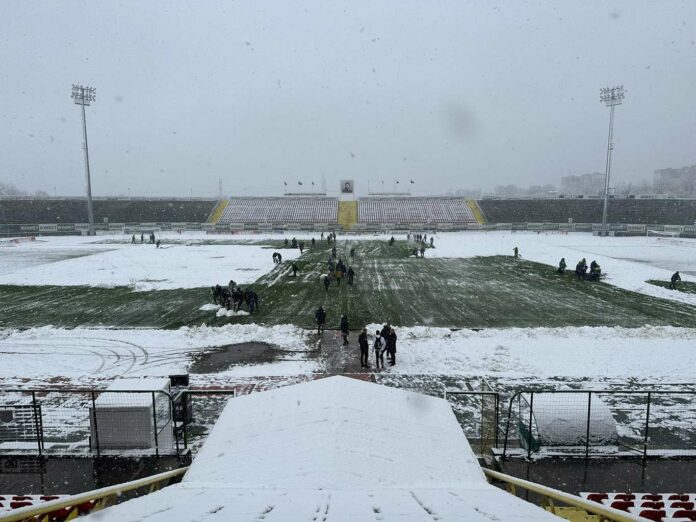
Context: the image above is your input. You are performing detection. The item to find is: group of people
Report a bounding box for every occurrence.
[131,232,160,248]
[558,257,603,282]
[211,280,259,313]
[323,248,356,289]
[284,237,307,253]
[315,307,397,370]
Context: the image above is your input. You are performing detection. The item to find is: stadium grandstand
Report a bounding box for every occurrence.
[358,197,480,224]
[0,197,216,224]
[477,197,696,226]
[3,194,696,233]
[218,196,338,224]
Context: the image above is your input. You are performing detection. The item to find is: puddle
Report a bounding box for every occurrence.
[190,342,283,373]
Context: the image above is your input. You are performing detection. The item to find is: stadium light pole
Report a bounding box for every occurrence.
[71,84,97,235]
[599,85,625,237]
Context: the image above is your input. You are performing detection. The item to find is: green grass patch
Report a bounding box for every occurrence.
[250,240,696,329]
[0,285,230,329]
[2,240,696,329]
[647,279,696,295]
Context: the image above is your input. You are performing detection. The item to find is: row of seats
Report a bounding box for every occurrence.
[0,199,217,224]
[477,198,696,225]
[582,493,696,520]
[219,197,338,224]
[358,197,477,224]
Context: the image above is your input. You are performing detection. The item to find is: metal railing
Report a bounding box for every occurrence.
[0,466,188,522]
[444,383,500,455]
[501,389,696,461]
[482,468,641,521]
[0,389,176,457]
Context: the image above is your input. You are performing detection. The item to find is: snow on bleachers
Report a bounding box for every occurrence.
[582,492,696,519]
[358,197,477,224]
[219,197,338,224]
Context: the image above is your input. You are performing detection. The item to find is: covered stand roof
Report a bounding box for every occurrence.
[87,376,556,521]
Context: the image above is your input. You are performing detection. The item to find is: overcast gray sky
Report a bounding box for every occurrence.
[1,1,695,197]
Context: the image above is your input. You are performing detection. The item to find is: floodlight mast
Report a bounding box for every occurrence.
[599,85,625,237]
[71,84,97,236]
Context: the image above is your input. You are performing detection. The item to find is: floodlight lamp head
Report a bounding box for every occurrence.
[600,85,626,107]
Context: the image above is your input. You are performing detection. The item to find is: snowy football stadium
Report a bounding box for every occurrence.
[2,196,696,521]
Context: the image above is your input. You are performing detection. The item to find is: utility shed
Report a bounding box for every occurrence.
[87,376,558,520]
[90,378,173,452]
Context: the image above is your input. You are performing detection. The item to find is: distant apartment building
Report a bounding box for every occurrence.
[560,172,605,195]
[653,165,696,197]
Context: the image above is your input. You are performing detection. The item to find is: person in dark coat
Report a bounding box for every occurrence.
[347,266,355,286]
[311,237,316,248]
[315,306,326,335]
[575,258,587,280]
[284,238,289,248]
[557,258,567,274]
[331,246,337,259]
[340,315,349,346]
[373,330,385,370]
[419,246,425,257]
[513,246,519,258]
[323,273,331,291]
[358,328,369,368]
[386,327,397,365]
[291,237,298,248]
[292,262,298,277]
[131,234,136,244]
[299,241,305,254]
[670,271,681,290]
[211,286,219,305]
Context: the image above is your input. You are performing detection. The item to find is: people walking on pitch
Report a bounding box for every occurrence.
[670,271,681,290]
[358,328,369,368]
[131,234,136,244]
[340,315,349,345]
[315,306,326,335]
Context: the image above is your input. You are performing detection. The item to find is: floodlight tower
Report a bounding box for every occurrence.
[71,84,97,235]
[599,85,625,237]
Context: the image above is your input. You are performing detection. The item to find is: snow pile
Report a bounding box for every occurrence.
[85,377,556,521]
[368,324,696,380]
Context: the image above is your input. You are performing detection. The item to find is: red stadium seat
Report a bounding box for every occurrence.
[12,495,32,501]
[77,500,97,514]
[673,510,696,521]
[587,493,608,503]
[642,494,662,501]
[669,494,690,502]
[47,507,73,521]
[614,494,635,501]
[672,502,695,510]
[638,510,665,521]
[610,501,634,511]
[40,495,60,501]
[640,501,664,509]
[10,501,33,509]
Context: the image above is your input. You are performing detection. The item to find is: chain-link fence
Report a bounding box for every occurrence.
[501,389,696,461]
[0,389,176,457]
[444,384,499,456]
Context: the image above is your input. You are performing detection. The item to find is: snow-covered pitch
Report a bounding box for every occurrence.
[0,231,695,389]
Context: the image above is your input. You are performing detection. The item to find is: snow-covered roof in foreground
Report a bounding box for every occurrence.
[87,377,557,521]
